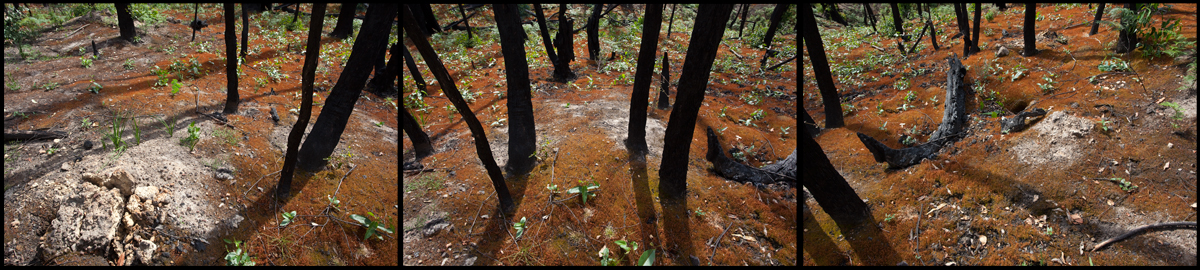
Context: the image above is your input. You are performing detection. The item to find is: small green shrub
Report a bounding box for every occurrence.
[222,239,256,266]
[349,212,395,241]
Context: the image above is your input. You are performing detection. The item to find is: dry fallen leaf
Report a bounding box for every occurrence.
[980,235,988,246]
[1070,213,1083,224]
[1107,200,1115,206]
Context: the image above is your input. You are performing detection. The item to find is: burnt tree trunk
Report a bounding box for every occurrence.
[533,4,559,64]
[667,4,677,38]
[552,4,576,82]
[402,108,434,159]
[329,3,358,39]
[737,4,749,38]
[494,4,538,176]
[658,52,671,110]
[223,3,240,114]
[403,5,514,210]
[1089,3,1106,36]
[240,4,249,60]
[864,3,879,34]
[801,3,843,128]
[401,46,427,93]
[802,125,871,226]
[1022,3,1038,56]
[297,3,395,170]
[459,4,472,39]
[705,127,795,186]
[278,3,326,198]
[3,129,68,142]
[761,4,788,47]
[586,3,602,61]
[926,3,940,50]
[890,3,907,41]
[115,3,137,42]
[856,54,970,169]
[626,3,663,156]
[971,3,982,55]
[658,4,732,201]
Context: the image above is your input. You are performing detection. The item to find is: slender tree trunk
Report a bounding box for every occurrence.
[1089,3,1106,36]
[658,52,671,110]
[587,4,602,61]
[459,4,472,39]
[737,4,749,38]
[1022,3,1038,56]
[297,3,395,170]
[626,4,663,156]
[801,3,843,128]
[863,3,878,34]
[278,3,326,198]
[761,4,788,47]
[667,4,677,38]
[802,128,871,226]
[926,3,940,50]
[494,4,538,176]
[402,108,434,159]
[403,4,514,210]
[890,3,907,41]
[658,4,733,201]
[971,3,982,55]
[401,46,427,93]
[533,4,559,64]
[240,4,249,60]
[223,3,240,114]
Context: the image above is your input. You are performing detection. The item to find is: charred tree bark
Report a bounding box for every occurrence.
[761,4,788,47]
[329,3,358,39]
[856,54,970,169]
[801,4,843,128]
[494,4,538,176]
[240,4,249,60]
[278,3,326,199]
[552,4,576,82]
[402,108,434,159]
[1022,3,1038,56]
[705,127,795,187]
[586,3,602,61]
[658,4,733,201]
[821,4,848,26]
[737,4,749,38]
[404,5,514,210]
[925,3,940,50]
[658,52,671,110]
[666,4,677,38]
[626,4,663,156]
[1089,3,1106,36]
[890,3,907,41]
[401,46,427,93]
[297,3,395,170]
[4,129,68,142]
[459,4,472,39]
[864,3,879,34]
[971,3,982,55]
[115,3,136,42]
[223,3,240,114]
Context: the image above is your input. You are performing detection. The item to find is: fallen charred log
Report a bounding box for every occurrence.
[4,129,68,142]
[705,127,795,187]
[856,54,970,169]
[1000,107,1047,134]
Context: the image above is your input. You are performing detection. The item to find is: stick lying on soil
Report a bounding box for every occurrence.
[856,54,970,169]
[1091,221,1197,252]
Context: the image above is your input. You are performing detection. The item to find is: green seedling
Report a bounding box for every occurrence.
[567,180,600,204]
[350,212,395,241]
[180,121,200,151]
[1160,102,1184,120]
[513,216,528,239]
[170,79,181,96]
[1096,120,1112,132]
[599,239,655,266]
[1097,177,1138,191]
[884,214,895,222]
[159,114,176,138]
[327,195,342,212]
[280,211,297,227]
[222,239,256,266]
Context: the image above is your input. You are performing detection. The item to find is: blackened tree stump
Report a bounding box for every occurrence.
[856,54,970,169]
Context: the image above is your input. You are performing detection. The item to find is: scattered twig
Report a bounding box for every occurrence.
[1091,222,1197,252]
[403,167,450,173]
[709,220,735,262]
[333,164,356,196]
[244,170,281,200]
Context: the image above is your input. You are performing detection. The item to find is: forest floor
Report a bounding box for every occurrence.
[803,3,1197,266]
[402,4,798,266]
[4,4,397,265]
